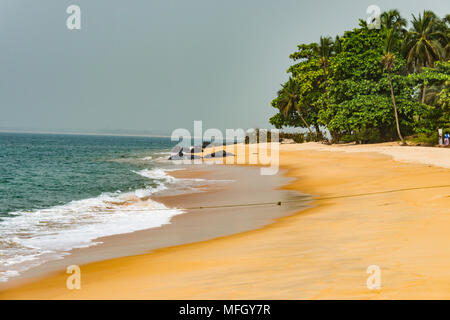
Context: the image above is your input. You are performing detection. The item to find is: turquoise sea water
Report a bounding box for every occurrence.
[0,133,174,218]
[0,132,205,282]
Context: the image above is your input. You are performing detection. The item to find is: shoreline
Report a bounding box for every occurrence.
[0,163,308,291]
[1,143,450,299]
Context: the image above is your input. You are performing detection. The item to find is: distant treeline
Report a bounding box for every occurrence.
[270,10,450,144]
[243,129,309,144]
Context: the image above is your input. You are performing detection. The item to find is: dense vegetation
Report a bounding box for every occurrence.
[270,10,450,144]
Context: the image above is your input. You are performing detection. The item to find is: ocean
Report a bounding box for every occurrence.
[0,132,208,282]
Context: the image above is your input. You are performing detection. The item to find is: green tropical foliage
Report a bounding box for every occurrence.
[270,9,450,144]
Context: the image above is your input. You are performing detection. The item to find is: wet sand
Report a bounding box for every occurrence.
[1,143,450,299]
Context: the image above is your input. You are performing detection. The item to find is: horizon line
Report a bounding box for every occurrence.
[0,129,173,139]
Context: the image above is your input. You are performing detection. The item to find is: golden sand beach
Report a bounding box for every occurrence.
[1,142,450,299]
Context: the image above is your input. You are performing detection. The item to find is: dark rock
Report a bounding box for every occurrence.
[170,145,185,154]
[190,146,203,153]
[202,141,212,149]
[171,145,204,155]
[168,150,202,160]
[203,151,234,158]
[169,143,235,160]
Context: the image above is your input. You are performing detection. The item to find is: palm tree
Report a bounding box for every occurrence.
[404,11,446,69]
[315,37,334,80]
[277,78,314,135]
[381,9,407,29]
[443,14,450,59]
[382,28,406,145]
[404,11,446,103]
[317,37,334,62]
[380,9,407,51]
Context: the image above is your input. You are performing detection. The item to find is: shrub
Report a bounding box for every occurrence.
[408,132,438,146]
[279,132,305,143]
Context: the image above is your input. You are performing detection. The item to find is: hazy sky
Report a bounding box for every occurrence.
[0,0,449,135]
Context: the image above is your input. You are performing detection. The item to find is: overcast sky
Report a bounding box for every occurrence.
[0,0,448,135]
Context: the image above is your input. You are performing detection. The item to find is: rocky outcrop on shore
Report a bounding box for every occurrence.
[168,144,234,160]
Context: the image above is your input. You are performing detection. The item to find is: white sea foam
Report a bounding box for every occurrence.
[154,152,172,155]
[0,166,233,283]
[133,168,177,182]
[0,270,20,283]
[134,168,218,185]
[0,172,184,282]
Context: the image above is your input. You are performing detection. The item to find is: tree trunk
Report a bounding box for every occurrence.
[314,124,322,137]
[421,62,427,104]
[321,64,330,143]
[387,72,406,145]
[295,103,314,136]
[421,84,427,104]
[299,113,314,136]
